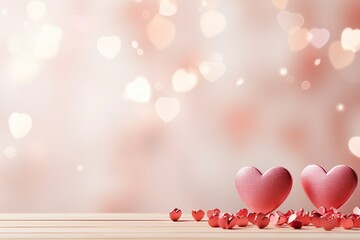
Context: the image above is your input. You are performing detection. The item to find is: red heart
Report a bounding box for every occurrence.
[322,217,337,231]
[192,210,205,221]
[255,216,270,229]
[169,208,182,221]
[301,165,358,209]
[218,212,237,229]
[341,217,354,229]
[235,166,292,214]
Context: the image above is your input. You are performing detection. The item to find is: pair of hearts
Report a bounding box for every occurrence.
[235,165,358,214]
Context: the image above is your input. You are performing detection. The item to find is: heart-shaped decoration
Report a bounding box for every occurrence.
[159,0,177,16]
[155,97,180,123]
[9,112,33,139]
[172,69,198,93]
[235,166,292,214]
[328,41,355,70]
[125,76,151,103]
[309,28,330,48]
[277,11,304,34]
[191,210,204,221]
[147,15,175,50]
[97,35,121,59]
[341,28,360,52]
[200,11,226,38]
[301,165,358,209]
[199,61,226,82]
[349,136,360,158]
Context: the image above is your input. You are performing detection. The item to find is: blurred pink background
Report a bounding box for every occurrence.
[0,0,360,213]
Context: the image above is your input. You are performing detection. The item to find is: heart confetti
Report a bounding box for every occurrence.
[169,208,182,221]
[192,210,205,221]
[155,97,180,123]
[301,164,358,209]
[235,166,292,214]
[171,206,360,231]
[97,35,121,59]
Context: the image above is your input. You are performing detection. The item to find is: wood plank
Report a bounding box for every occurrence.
[0,213,357,239]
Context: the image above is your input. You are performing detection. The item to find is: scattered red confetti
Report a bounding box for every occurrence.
[248,212,257,225]
[169,208,182,221]
[237,215,249,227]
[206,208,220,218]
[321,217,337,231]
[255,215,270,229]
[208,214,219,228]
[289,220,302,229]
[171,206,360,231]
[341,217,354,229]
[218,212,237,229]
[192,210,205,221]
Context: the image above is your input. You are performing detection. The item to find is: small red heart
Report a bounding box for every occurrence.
[290,220,302,229]
[301,165,358,209]
[301,213,311,226]
[208,214,219,227]
[236,208,248,218]
[354,216,360,227]
[192,210,205,221]
[235,166,292,214]
[269,213,279,226]
[237,215,249,227]
[317,206,326,215]
[255,216,270,229]
[218,212,237,229]
[321,217,337,231]
[341,217,354,229]
[311,214,322,228]
[248,212,257,225]
[207,208,220,218]
[169,208,182,221]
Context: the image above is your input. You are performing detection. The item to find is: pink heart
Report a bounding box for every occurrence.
[235,166,292,214]
[310,28,330,48]
[301,165,358,209]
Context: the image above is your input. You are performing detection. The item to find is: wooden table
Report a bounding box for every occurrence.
[0,213,358,239]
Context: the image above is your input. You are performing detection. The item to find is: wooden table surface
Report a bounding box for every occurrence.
[0,213,358,239]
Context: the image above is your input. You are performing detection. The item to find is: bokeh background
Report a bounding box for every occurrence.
[0,0,360,213]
